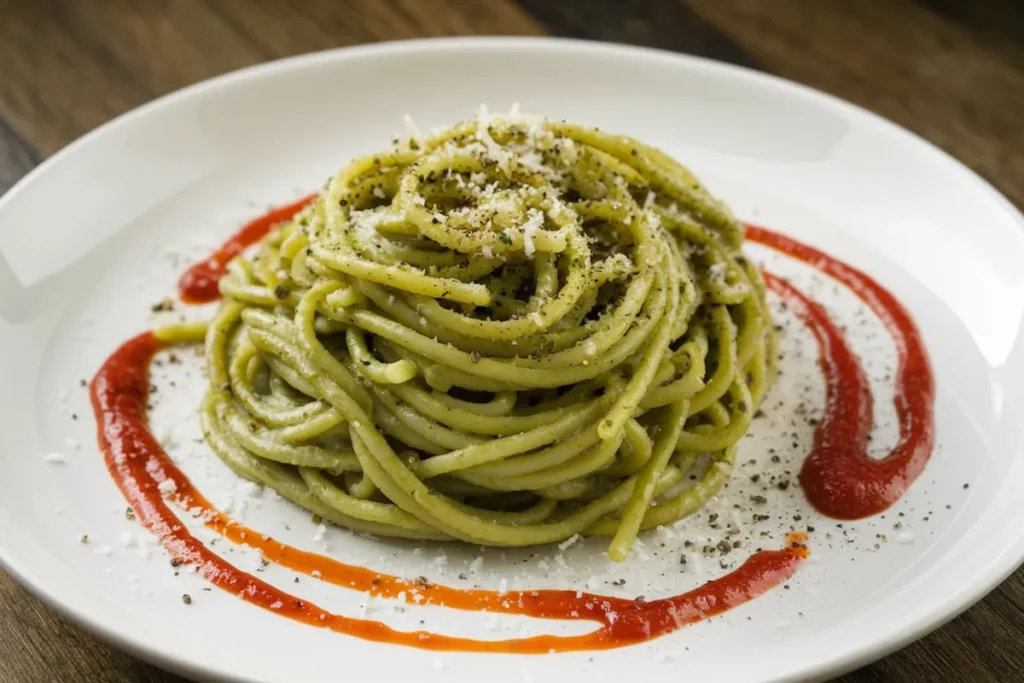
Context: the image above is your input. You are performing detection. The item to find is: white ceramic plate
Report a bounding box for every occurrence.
[2,37,1023,683]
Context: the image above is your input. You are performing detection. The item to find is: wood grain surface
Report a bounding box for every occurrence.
[1,0,1022,681]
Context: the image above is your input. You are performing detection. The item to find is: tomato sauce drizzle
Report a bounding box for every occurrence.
[91,331,806,652]
[745,226,935,519]
[178,194,317,303]
[89,198,935,652]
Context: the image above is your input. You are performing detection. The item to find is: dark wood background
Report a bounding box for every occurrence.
[1,1,1022,681]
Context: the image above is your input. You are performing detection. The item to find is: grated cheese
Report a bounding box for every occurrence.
[557,534,580,551]
[403,113,422,142]
[520,208,544,258]
[475,104,514,172]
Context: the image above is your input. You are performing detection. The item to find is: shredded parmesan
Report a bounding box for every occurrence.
[558,533,580,551]
[520,209,544,258]
[402,113,422,144]
[475,104,513,172]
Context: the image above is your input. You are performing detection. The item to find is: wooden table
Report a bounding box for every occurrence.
[1,1,1022,680]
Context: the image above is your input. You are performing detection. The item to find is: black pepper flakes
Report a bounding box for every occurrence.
[182,593,192,605]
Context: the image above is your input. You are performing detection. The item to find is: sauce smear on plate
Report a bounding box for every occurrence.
[91,331,806,652]
[746,226,935,519]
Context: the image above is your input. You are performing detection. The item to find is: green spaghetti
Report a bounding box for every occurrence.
[166,109,775,561]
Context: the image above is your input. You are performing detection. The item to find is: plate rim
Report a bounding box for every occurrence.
[2,35,1023,683]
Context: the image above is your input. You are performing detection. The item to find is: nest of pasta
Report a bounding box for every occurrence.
[201,108,775,560]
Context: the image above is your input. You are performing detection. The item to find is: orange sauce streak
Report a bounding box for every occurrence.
[90,332,805,652]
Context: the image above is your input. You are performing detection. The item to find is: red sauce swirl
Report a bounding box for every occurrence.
[746,226,935,519]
